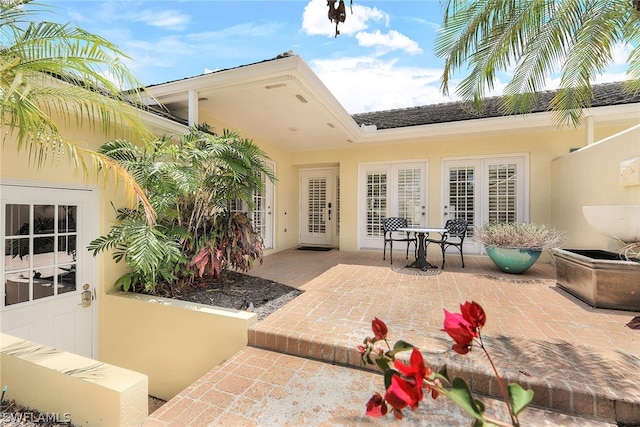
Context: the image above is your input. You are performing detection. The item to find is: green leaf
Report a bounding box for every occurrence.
[443,377,485,422]
[376,356,392,374]
[436,365,451,383]
[383,370,397,390]
[386,340,415,358]
[114,273,134,292]
[508,383,534,416]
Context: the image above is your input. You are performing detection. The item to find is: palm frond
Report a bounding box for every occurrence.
[436,0,640,126]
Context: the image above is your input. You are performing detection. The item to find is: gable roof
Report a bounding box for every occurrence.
[352,82,640,130]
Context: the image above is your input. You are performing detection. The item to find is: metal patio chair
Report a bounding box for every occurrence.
[382,217,417,265]
[425,218,468,269]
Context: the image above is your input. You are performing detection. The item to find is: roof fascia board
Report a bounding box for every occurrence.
[141,110,188,134]
[146,56,304,98]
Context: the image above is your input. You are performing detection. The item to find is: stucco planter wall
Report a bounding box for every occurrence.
[99,292,257,400]
[1,333,148,427]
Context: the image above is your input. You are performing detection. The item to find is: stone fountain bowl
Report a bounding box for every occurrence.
[582,205,640,244]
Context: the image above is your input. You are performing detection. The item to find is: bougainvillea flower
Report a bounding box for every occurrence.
[385,374,422,411]
[371,317,388,341]
[460,301,486,329]
[443,309,477,354]
[394,348,429,388]
[365,393,388,417]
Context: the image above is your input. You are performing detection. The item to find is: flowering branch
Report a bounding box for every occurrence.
[358,302,533,426]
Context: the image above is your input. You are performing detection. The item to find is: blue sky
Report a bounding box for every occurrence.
[43,1,631,114]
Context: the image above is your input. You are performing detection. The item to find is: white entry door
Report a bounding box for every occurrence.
[1,183,97,357]
[300,168,338,247]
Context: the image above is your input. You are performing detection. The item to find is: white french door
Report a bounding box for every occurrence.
[1,183,97,357]
[300,168,339,247]
[229,162,275,249]
[443,156,528,253]
[358,161,427,249]
[252,164,275,249]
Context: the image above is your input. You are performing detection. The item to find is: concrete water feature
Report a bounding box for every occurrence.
[552,205,640,311]
[552,248,640,311]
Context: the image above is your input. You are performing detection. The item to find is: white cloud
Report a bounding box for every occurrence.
[310,56,455,113]
[355,30,422,55]
[132,9,190,31]
[302,0,386,37]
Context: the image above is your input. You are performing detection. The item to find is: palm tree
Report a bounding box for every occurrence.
[435,0,640,126]
[0,0,154,220]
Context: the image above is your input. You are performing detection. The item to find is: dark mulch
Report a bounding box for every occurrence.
[171,270,303,321]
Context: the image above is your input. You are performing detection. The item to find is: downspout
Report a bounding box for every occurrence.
[188,89,199,127]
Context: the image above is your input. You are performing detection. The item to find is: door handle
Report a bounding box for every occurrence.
[78,286,94,308]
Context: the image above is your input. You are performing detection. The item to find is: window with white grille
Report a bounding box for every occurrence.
[4,203,77,306]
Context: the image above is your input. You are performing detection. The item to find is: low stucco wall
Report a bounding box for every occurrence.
[0,333,147,427]
[99,292,257,401]
[551,124,640,250]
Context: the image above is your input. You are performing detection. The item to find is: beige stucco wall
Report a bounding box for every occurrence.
[100,293,256,401]
[551,124,640,251]
[0,333,148,427]
[273,124,586,252]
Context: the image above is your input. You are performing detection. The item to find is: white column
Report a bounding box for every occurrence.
[188,89,198,127]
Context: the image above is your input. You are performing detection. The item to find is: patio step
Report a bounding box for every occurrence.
[144,346,617,426]
[248,322,640,425]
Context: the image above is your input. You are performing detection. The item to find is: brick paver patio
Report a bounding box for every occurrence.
[145,249,639,426]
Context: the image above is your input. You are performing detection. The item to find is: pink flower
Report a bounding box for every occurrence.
[371,317,388,341]
[365,393,388,417]
[443,309,477,354]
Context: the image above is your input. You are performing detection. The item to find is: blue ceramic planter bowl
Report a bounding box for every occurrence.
[485,246,542,274]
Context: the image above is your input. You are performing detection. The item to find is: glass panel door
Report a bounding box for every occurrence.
[443,156,527,253]
[359,162,427,249]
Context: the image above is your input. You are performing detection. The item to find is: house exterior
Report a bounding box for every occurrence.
[2,52,639,404]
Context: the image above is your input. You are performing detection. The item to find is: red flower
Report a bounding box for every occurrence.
[394,348,429,386]
[365,393,388,417]
[385,374,422,412]
[442,309,477,354]
[371,317,388,341]
[460,301,486,329]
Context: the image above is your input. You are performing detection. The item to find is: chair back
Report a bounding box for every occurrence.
[445,218,468,237]
[382,217,408,233]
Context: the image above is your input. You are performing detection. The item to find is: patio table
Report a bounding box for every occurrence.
[398,227,448,270]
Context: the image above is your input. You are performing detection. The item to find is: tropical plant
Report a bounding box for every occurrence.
[435,0,640,126]
[475,222,566,250]
[88,127,276,294]
[0,0,154,220]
